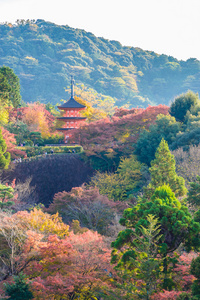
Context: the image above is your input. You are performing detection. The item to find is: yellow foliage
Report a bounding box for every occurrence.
[77,96,108,122]
[22,103,51,138]
[112,77,126,86]
[114,52,123,56]
[0,106,9,124]
[138,71,144,77]
[104,148,117,159]
[25,56,38,62]
[119,131,130,143]
[90,171,127,201]
[89,155,143,201]
[120,65,138,92]
[65,84,115,121]
[17,208,69,238]
[70,220,88,234]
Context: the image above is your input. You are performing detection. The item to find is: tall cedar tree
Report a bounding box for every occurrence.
[0,73,11,105]
[0,128,10,169]
[0,66,21,108]
[0,73,11,124]
[144,138,187,199]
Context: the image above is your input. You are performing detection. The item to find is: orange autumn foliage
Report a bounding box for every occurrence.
[21,103,55,138]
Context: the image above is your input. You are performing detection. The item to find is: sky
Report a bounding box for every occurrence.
[0,0,200,61]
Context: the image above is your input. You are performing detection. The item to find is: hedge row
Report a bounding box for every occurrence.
[17,145,83,158]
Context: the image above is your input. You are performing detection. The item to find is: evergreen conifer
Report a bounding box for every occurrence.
[144,138,187,198]
[3,272,33,300]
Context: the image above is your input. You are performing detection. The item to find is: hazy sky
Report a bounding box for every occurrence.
[0,0,200,61]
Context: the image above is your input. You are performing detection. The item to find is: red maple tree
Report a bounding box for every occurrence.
[70,105,169,157]
[2,127,26,159]
[24,231,114,299]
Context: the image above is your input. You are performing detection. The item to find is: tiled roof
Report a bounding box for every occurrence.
[56,128,76,131]
[57,117,87,120]
[57,97,86,109]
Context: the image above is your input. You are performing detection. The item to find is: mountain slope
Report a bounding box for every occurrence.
[0,19,200,107]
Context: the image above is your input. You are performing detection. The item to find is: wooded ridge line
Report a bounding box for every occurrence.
[0,19,200,107]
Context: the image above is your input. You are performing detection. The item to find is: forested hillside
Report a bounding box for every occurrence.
[1,19,200,107]
[3,23,200,299]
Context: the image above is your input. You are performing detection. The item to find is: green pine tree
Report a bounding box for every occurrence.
[144,138,187,198]
[3,272,33,300]
[111,214,162,300]
[0,183,15,210]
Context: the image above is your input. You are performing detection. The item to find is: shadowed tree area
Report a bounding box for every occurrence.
[0,154,93,206]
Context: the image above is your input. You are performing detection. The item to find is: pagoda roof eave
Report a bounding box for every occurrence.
[57,97,86,109]
[56,128,76,131]
[57,106,85,110]
[57,117,87,120]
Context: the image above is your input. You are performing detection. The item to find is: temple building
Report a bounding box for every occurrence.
[56,76,87,142]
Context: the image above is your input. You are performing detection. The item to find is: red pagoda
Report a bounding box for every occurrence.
[56,76,86,142]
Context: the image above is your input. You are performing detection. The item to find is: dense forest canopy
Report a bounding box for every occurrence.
[0,19,200,107]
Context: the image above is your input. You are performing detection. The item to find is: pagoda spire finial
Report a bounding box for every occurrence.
[71,75,74,99]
